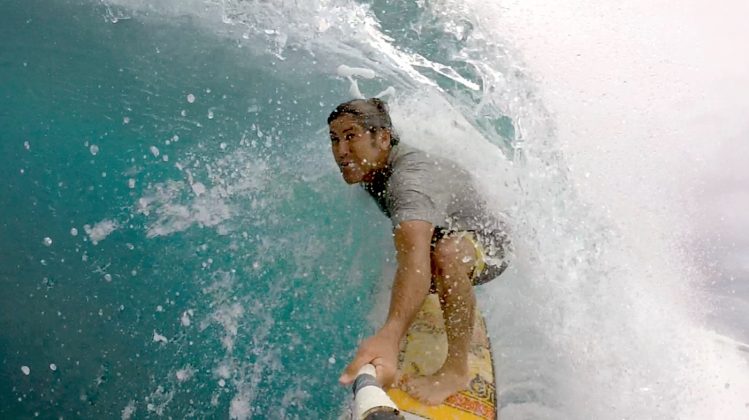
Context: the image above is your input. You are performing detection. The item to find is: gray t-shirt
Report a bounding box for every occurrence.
[363,144,498,232]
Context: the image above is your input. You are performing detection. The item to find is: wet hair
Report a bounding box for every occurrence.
[327,98,400,146]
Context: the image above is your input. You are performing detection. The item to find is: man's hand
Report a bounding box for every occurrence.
[339,328,401,388]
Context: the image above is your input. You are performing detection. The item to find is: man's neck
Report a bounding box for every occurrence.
[362,146,395,183]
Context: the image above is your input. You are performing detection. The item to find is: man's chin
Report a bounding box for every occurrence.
[342,175,361,184]
[339,168,362,184]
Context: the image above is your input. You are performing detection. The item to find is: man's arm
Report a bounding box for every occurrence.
[339,220,433,386]
[381,220,434,339]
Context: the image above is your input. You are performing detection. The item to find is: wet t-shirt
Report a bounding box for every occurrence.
[363,144,499,232]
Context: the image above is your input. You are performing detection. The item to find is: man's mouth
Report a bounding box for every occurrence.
[339,161,354,168]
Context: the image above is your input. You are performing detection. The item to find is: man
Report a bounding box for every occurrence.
[329,98,509,406]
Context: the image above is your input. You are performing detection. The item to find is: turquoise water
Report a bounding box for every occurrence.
[3,0,749,419]
[1,1,396,417]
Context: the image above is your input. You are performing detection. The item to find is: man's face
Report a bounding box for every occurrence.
[329,115,388,184]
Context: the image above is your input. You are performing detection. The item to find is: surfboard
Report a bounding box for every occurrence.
[386,294,497,419]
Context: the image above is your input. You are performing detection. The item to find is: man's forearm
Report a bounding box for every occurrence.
[381,261,431,339]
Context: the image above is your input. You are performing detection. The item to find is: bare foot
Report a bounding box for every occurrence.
[405,368,471,406]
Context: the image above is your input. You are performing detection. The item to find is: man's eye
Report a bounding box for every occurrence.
[346,134,355,141]
[330,137,339,144]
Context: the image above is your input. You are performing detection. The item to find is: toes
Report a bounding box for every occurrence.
[405,379,429,401]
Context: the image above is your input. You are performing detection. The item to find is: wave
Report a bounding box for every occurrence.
[1,0,747,418]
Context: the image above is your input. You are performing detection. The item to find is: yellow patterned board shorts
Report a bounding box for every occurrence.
[429,227,510,293]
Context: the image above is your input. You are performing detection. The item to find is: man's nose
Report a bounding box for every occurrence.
[336,141,349,156]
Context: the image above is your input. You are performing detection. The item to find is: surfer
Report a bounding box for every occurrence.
[330,98,509,406]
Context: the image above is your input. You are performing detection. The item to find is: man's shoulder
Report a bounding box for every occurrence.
[390,144,465,179]
[390,144,445,172]
[389,144,424,166]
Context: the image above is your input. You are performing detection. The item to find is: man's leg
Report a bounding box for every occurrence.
[405,234,476,406]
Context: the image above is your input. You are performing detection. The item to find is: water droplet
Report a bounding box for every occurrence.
[43,237,53,247]
[328,357,336,364]
[186,93,196,103]
[149,146,160,158]
[207,110,214,119]
[89,144,99,156]
[191,182,206,196]
[104,274,112,282]
[49,364,57,371]
[24,141,30,150]
[181,311,191,327]
[21,366,30,375]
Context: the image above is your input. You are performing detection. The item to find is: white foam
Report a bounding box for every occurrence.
[138,153,267,238]
[145,385,174,416]
[191,182,206,196]
[215,363,232,379]
[337,64,375,79]
[175,365,195,382]
[336,65,380,99]
[181,310,192,327]
[121,400,136,420]
[229,392,251,420]
[152,331,168,344]
[83,219,118,245]
[374,86,395,99]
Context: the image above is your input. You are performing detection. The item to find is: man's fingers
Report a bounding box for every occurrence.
[373,360,388,386]
[373,357,395,388]
[338,351,371,385]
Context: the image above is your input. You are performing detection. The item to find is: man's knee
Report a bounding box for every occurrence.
[431,236,474,276]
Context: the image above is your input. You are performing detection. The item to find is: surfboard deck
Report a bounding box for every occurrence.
[386,294,497,419]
